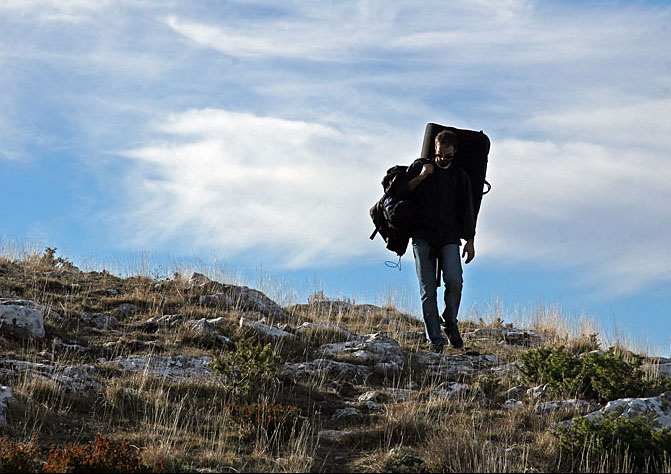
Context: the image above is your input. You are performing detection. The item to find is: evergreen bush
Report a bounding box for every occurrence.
[555,413,671,470]
[519,346,671,403]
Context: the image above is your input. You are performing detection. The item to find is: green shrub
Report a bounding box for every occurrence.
[0,434,42,472]
[39,247,73,269]
[519,346,671,403]
[208,338,280,396]
[555,413,671,470]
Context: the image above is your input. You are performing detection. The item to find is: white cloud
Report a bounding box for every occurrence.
[117,109,411,268]
[478,98,671,296]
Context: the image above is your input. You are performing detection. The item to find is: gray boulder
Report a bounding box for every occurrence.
[145,314,186,328]
[239,317,295,340]
[0,359,100,391]
[0,386,15,426]
[432,381,481,400]
[0,298,49,338]
[561,391,671,431]
[192,273,286,321]
[534,399,597,415]
[332,407,361,420]
[502,399,524,410]
[111,355,216,381]
[82,312,118,330]
[412,351,501,380]
[317,333,405,375]
[278,359,372,384]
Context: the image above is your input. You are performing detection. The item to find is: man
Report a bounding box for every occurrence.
[402,129,475,352]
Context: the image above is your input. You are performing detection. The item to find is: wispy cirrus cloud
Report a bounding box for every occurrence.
[116,108,413,268]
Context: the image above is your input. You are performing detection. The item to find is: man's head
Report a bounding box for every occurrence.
[434,130,458,167]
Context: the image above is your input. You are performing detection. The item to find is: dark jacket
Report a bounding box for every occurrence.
[400,158,476,248]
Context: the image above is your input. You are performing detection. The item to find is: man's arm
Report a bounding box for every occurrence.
[407,163,434,192]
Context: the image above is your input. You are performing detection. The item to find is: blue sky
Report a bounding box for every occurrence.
[1,0,670,354]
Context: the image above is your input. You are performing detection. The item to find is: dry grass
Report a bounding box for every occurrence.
[1,245,669,472]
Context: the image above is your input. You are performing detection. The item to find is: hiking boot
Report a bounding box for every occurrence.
[445,326,464,349]
[429,342,445,353]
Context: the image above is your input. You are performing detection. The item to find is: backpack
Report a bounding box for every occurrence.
[370,123,491,257]
[369,165,415,257]
[420,123,491,225]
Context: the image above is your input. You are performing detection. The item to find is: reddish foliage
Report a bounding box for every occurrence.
[224,402,300,437]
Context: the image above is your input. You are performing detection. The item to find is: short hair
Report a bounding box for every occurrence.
[435,130,458,148]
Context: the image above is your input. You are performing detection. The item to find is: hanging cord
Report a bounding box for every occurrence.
[385,255,402,271]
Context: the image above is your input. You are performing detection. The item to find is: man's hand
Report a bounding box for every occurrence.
[408,163,434,191]
[462,238,475,264]
[419,163,434,178]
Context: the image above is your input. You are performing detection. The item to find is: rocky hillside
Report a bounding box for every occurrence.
[1,253,671,472]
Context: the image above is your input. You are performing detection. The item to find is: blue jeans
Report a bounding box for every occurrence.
[411,236,463,346]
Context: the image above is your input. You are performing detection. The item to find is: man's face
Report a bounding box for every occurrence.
[435,142,455,167]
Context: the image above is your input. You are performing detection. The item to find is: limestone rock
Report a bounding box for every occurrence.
[82,312,118,330]
[145,314,186,328]
[111,355,215,381]
[317,333,405,375]
[239,317,294,340]
[332,407,361,420]
[0,298,47,338]
[464,327,545,346]
[192,273,286,321]
[527,384,551,400]
[502,399,524,410]
[0,386,15,426]
[0,359,100,391]
[432,382,480,400]
[318,430,344,442]
[534,399,596,415]
[358,390,388,403]
[290,293,410,321]
[278,359,372,384]
[52,337,89,353]
[562,391,671,431]
[413,351,501,380]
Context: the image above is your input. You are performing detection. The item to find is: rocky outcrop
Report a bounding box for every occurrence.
[0,298,50,338]
[412,351,501,380]
[278,359,372,384]
[317,333,405,375]
[144,314,186,328]
[0,359,100,391]
[464,327,546,346]
[0,386,15,426]
[110,355,216,381]
[82,312,118,330]
[239,317,295,340]
[432,381,481,400]
[534,399,597,415]
[289,292,409,321]
[561,391,671,431]
[192,273,287,321]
